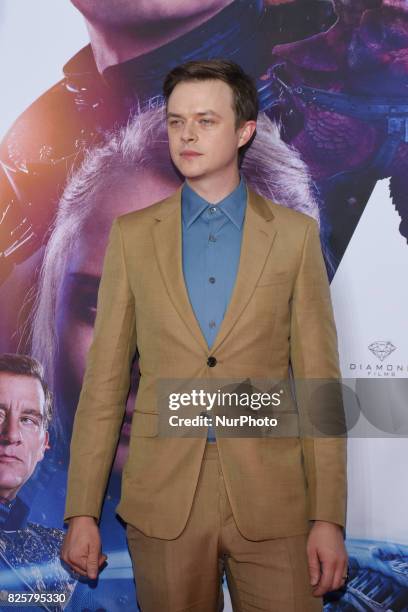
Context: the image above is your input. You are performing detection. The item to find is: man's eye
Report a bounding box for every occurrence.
[21,417,39,426]
[169,120,181,127]
[200,119,214,125]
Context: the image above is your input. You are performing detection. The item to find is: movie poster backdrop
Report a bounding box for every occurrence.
[1,1,407,610]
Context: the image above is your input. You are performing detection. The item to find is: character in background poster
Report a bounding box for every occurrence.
[325,538,408,611]
[0,354,76,611]
[269,0,408,270]
[0,0,336,352]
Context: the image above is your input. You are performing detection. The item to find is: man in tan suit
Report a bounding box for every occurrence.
[61,59,348,611]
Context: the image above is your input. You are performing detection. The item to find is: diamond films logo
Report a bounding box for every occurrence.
[368,341,396,362]
[350,340,408,376]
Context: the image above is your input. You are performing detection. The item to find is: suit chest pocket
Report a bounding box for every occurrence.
[257,268,292,288]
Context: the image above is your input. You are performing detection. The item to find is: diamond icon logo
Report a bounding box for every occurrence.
[368,341,396,362]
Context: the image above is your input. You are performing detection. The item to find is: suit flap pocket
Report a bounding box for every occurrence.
[130,412,158,437]
[257,271,291,287]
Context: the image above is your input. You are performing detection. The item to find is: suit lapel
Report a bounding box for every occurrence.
[152,188,208,352]
[152,186,278,354]
[211,187,277,352]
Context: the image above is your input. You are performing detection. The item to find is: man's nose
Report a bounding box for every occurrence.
[0,417,22,444]
[180,121,197,143]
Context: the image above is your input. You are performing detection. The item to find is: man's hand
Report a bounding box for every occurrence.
[60,516,107,580]
[307,520,348,597]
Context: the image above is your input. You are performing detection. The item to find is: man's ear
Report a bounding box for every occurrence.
[238,120,257,148]
[40,430,50,459]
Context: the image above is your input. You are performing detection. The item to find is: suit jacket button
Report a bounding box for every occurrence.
[207,356,217,367]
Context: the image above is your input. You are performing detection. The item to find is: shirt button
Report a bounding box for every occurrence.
[209,234,217,242]
[209,207,217,214]
[207,356,217,367]
[209,320,216,329]
[209,277,216,284]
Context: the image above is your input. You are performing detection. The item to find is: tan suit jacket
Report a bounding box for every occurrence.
[64,186,347,540]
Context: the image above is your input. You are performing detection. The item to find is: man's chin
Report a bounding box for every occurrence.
[181,169,208,181]
[172,159,205,178]
[0,479,21,496]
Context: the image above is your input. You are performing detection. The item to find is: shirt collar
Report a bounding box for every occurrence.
[182,176,247,230]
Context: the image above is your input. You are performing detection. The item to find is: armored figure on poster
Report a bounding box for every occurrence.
[267,0,408,271]
[0,497,76,611]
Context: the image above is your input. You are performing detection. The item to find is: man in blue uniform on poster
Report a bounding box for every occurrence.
[0,354,76,609]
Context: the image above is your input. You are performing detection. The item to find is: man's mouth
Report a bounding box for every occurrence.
[0,454,22,463]
[180,150,203,158]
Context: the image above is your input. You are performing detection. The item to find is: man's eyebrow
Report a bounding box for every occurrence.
[0,404,44,421]
[196,111,221,118]
[166,110,222,119]
[21,408,44,422]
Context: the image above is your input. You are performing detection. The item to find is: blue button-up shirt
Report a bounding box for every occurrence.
[181,177,247,440]
[182,176,247,348]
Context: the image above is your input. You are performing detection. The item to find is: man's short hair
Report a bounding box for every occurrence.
[0,354,53,430]
[163,59,259,128]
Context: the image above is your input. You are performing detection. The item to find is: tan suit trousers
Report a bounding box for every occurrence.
[126,443,323,612]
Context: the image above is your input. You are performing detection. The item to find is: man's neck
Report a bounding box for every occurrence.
[186,168,241,204]
[87,1,234,74]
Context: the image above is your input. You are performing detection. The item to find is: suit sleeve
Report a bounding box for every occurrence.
[64,217,137,522]
[290,218,347,528]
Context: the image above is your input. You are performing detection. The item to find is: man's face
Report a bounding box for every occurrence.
[71,0,232,27]
[167,79,254,184]
[55,168,180,472]
[0,373,49,501]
